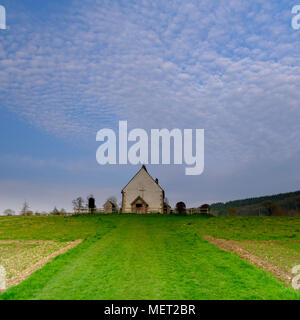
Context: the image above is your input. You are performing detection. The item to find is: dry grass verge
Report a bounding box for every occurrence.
[203,235,292,286]
[0,239,82,290]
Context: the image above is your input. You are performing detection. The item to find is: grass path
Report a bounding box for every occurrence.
[1,216,299,300]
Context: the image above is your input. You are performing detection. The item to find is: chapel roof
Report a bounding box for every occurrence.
[121,165,163,192]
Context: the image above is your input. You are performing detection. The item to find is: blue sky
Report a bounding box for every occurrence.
[0,0,300,213]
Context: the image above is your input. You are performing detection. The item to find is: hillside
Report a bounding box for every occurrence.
[1,215,300,300]
[210,190,300,216]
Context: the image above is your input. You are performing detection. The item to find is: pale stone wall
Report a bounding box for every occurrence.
[104,201,116,213]
[122,168,163,213]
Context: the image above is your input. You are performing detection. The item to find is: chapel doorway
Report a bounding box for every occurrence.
[131,196,148,214]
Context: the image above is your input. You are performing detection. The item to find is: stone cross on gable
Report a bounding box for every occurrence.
[138,186,145,198]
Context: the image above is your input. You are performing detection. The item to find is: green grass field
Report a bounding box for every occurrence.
[0,215,300,300]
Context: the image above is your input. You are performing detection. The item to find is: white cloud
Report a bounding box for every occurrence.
[0,0,299,208]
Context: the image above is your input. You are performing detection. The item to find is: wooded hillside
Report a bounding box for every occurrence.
[210,190,300,216]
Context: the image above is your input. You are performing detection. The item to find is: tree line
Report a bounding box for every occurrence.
[211,190,300,216]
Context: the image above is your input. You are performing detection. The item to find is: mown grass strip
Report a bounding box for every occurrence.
[1,217,299,300]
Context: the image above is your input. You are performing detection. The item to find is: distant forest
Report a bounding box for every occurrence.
[210,190,300,216]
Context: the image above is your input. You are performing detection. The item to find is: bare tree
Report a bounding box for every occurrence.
[4,209,15,216]
[51,207,60,216]
[72,197,85,214]
[20,201,30,216]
